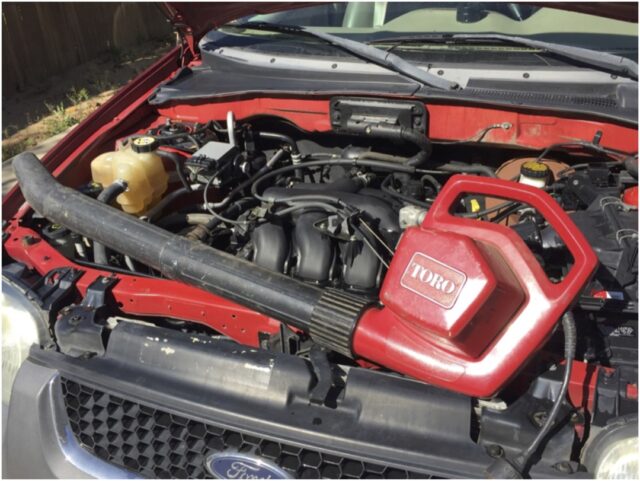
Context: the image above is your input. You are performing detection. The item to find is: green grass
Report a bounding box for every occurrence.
[44,101,77,136]
[66,86,90,105]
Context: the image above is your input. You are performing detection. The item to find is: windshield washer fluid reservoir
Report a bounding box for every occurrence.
[91,136,168,215]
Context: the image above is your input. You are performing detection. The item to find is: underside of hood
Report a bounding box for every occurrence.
[160,2,319,38]
[162,1,637,38]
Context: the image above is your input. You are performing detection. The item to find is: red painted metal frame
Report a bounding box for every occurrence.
[4,225,280,347]
[158,99,638,152]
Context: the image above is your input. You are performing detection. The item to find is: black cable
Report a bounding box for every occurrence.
[157,149,192,191]
[485,312,577,478]
[203,169,249,226]
[459,200,517,219]
[535,141,631,163]
[490,203,523,224]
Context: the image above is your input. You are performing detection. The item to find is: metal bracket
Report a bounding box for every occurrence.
[55,276,118,358]
[309,346,335,406]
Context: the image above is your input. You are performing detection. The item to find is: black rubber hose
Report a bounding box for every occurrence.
[485,311,577,478]
[358,123,432,167]
[258,132,300,156]
[93,180,128,265]
[13,152,325,330]
[157,149,192,191]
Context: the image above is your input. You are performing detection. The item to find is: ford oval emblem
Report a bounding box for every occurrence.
[205,451,292,479]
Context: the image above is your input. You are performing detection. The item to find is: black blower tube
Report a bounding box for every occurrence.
[14,153,355,332]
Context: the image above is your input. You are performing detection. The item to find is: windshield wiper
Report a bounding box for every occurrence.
[370,33,638,81]
[225,21,459,90]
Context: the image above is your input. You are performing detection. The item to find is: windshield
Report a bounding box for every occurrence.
[236,2,637,58]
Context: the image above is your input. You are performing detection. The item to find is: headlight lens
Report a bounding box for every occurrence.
[2,279,43,406]
[595,436,639,479]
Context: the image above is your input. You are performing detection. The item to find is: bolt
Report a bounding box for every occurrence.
[486,445,504,458]
[570,412,584,424]
[532,411,548,427]
[554,462,573,474]
[523,72,530,79]
[22,235,39,246]
[437,70,444,76]
[69,315,82,326]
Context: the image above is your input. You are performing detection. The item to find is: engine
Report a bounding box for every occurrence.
[70,114,638,307]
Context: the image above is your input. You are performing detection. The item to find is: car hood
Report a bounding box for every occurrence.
[162,2,638,37]
[160,2,319,38]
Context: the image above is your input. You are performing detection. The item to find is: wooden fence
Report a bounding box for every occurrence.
[2,2,172,95]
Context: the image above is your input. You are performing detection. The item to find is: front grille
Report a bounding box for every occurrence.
[61,377,428,479]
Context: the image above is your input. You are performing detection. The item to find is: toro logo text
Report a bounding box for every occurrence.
[400,252,466,309]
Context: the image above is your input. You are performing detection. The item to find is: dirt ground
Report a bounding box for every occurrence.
[2,39,173,161]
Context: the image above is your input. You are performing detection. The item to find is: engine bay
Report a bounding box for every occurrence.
[4,94,638,477]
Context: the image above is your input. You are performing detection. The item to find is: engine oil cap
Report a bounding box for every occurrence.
[131,135,159,153]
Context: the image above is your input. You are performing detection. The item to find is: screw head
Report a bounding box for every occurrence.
[487,445,504,458]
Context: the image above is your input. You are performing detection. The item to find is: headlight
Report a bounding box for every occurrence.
[595,437,639,480]
[585,417,639,480]
[2,277,44,406]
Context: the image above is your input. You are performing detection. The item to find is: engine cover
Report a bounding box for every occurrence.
[353,175,599,397]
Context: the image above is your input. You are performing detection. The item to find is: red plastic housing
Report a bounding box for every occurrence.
[354,175,598,398]
[623,185,639,207]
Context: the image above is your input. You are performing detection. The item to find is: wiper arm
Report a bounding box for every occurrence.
[226,21,459,90]
[371,33,638,81]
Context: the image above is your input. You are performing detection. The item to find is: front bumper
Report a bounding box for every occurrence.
[3,321,574,479]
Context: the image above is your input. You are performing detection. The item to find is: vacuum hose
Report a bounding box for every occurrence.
[13,153,372,353]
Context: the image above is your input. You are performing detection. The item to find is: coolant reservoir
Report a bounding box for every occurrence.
[91,136,168,215]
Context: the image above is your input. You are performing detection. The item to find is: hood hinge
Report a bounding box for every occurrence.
[173,14,197,64]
